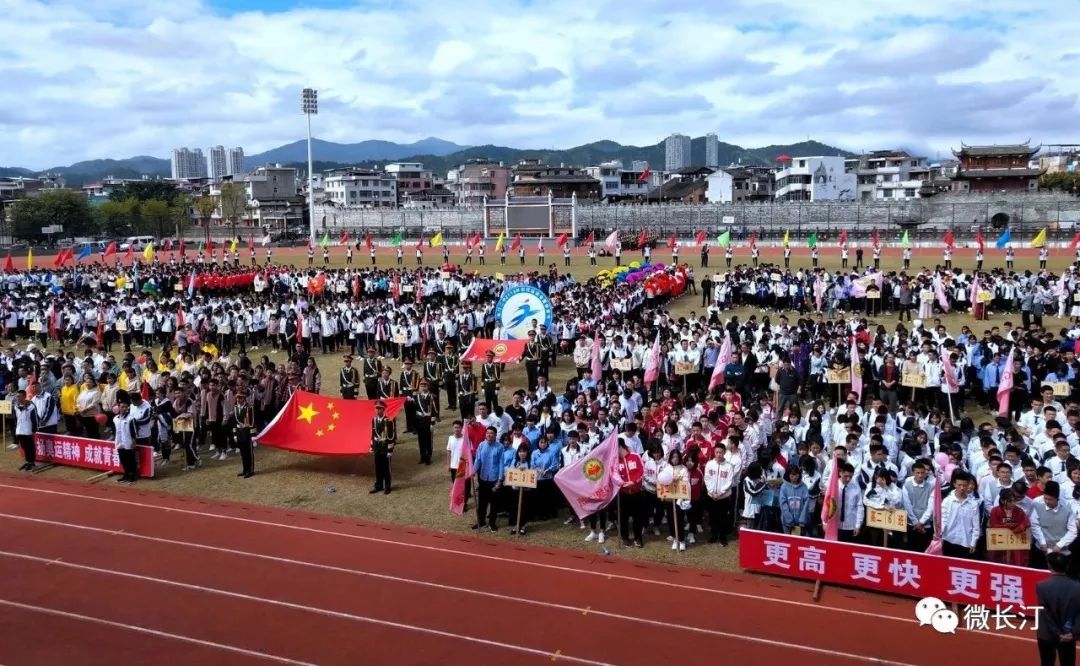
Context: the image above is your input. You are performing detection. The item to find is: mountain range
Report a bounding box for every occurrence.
[1,137,851,186]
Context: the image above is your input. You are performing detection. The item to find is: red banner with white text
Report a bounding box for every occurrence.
[738,529,1048,607]
[460,338,527,363]
[30,433,155,478]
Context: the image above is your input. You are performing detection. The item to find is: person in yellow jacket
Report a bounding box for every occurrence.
[59,375,82,436]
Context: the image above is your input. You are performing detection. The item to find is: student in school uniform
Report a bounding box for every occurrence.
[14,390,38,471]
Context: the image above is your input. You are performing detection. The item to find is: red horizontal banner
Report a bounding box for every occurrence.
[255,390,405,456]
[32,433,155,478]
[738,529,1048,607]
[461,338,527,363]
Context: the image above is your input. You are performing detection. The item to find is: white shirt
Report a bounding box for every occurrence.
[446,434,464,469]
[940,493,980,548]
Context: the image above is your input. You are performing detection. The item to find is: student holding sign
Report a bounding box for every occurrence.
[507,444,533,535]
[987,489,1031,567]
[658,450,690,551]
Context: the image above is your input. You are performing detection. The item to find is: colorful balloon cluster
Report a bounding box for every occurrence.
[595,262,689,298]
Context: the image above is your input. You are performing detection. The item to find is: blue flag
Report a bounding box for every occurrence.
[995,229,1011,249]
[77,243,92,261]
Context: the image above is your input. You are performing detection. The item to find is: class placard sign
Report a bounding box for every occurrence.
[826,368,851,384]
[29,320,42,332]
[986,527,1030,551]
[920,289,933,301]
[393,333,408,345]
[611,358,632,372]
[504,467,538,489]
[0,400,11,415]
[675,361,697,376]
[173,416,194,433]
[1050,382,1071,397]
[978,291,993,303]
[901,372,926,388]
[867,508,908,532]
[115,320,128,332]
[657,479,691,501]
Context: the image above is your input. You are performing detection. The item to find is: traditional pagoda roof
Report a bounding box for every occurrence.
[952,142,1040,158]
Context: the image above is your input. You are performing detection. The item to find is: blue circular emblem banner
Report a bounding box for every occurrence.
[495,285,553,340]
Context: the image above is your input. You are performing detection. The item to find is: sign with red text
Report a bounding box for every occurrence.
[867,508,908,532]
[31,433,155,478]
[738,529,1048,607]
[986,528,1031,552]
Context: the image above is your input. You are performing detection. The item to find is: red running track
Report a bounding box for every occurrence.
[0,474,1050,665]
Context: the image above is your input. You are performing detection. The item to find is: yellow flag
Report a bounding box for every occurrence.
[1030,227,1047,248]
[230,238,238,253]
[26,247,32,270]
[143,242,154,261]
[495,232,505,251]
[430,232,444,247]
[783,229,790,247]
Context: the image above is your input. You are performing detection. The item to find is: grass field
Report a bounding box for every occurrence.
[4,247,1074,570]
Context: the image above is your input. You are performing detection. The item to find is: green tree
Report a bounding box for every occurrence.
[193,195,218,244]
[219,182,247,244]
[139,199,173,238]
[10,189,96,242]
[108,180,180,204]
[171,193,192,240]
[95,198,138,237]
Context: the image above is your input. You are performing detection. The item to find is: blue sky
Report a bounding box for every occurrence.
[1,0,1077,169]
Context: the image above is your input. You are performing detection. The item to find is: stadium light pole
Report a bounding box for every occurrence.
[301,88,318,245]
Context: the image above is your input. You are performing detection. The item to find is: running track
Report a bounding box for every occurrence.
[0,474,1049,665]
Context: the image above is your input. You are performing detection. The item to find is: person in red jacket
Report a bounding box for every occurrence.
[685,455,705,544]
[617,440,646,548]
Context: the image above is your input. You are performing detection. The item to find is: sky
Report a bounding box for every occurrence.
[2,0,1078,169]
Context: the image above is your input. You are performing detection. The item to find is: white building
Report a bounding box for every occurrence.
[845,151,931,201]
[324,168,397,208]
[170,147,207,180]
[207,146,228,180]
[774,156,856,201]
[704,133,720,168]
[227,147,245,177]
[664,133,691,171]
[584,161,653,200]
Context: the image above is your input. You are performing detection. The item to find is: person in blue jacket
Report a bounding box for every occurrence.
[779,465,810,534]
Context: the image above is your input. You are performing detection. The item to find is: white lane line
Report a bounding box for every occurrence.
[0,482,1035,645]
[0,512,908,666]
[0,549,612,666]
[0,598,317,666]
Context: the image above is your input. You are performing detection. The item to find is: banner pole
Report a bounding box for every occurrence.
[515,487,524,536]
[671,499,680,552]
[947,391,955,424]
[616,494,624,546]
[812,579,823,601]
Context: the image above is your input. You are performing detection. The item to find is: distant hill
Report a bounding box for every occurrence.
[245,137,472,168]
[6,136,853,187]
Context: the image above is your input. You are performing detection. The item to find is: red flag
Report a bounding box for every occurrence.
[838,229,848,246]
[176,307,186,328]
[469,232,482,248]
[872,229,880,247]
[163,239,173,253]
[976,230,985,251]
[178,240,186,256]
[415,272,423,304]
[585,231,595,245]
[637,229,648,249]
[749,233,757,249]
[667,233,676,249]
[449,423,476,515]
[124,246,134,263]
[1069,232,1080,250]
[391,272,400,300]
[3,253,12,272]
[352,276,360,298]
[415,235,425,249]
[95,313,104,347]
[254,390,405,455]
[820,452,842,541]
[52,248,69,267]
[296,310,303,341]
[638,165,651,183]
[943,229,955,248]
[556,232,568,248]
[48,308,58,340]
[207,240,215,252]
[459,338,528,363]
[247,234,255,251]
[103,241,116,259]
[510,234,522,251]
[695,231,706,245]
[365,234,373,250]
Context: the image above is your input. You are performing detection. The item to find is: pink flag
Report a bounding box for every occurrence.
[643,332,661,387]
[813,278,824,312]
[604,231,620,253]
[934,279,950,312]
[968,275,980,311]
[942,353,958,393]
[590,334,603,382]
[925,467,944,556]
[554,428,623,520]
[709,333,732,392]
[849,337,863,401]
[820,452,842,541]
[997,347,1015,417]
[449,423,479,515]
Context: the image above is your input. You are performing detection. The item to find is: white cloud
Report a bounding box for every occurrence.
[0,0,1077,169]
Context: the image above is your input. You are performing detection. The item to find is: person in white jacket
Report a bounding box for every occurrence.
[940,472,981,558]
[704,447,736,545]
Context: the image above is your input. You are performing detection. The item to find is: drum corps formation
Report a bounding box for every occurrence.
[4,239,1080,580]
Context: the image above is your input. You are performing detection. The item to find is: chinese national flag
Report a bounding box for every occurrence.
[255,390,405,455]
[943,230,955,248]
[510,234,522,251]
[556,232,568,247]
[637,229,648,248]
[585,231,594,245]
[694,231,706,245]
